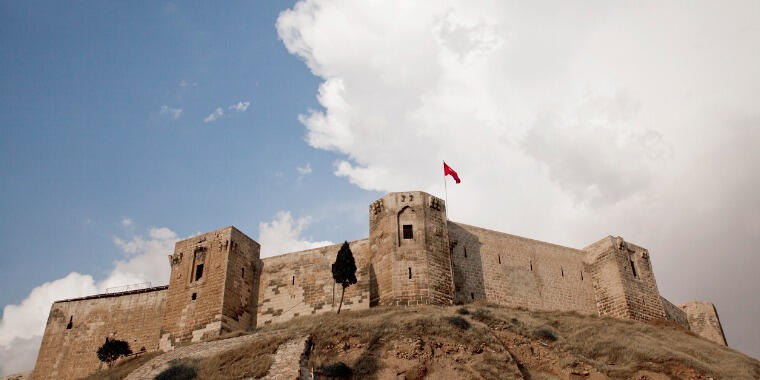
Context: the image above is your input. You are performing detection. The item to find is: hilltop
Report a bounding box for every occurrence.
[90,303,758,379]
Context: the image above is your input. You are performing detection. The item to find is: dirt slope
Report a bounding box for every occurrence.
[96,304,759,379]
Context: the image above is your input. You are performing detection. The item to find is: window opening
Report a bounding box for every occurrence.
[408,267,412,279]
[581,271,584,281]
[241,267,245,278]
[561,267,564,277]
[471,292,475,300]
[194,264,204,281]
[191,292,197,301]
[498,255,501,264]
[630,259,638,278]
[66,316,73,329]
[403,224,413,239]
[292,276,295,285]
[530,261,533,271]
[464,247,467,258]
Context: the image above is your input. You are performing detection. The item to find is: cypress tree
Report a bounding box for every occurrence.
[332,241,357,314]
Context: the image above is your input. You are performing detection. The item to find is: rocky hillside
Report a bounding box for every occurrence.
[93,304,759,379]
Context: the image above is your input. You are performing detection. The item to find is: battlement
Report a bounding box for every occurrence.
[31,191,728,379]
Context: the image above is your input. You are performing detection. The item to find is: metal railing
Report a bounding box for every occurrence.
[105,282,152,294]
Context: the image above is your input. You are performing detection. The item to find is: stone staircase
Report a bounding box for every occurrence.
[125,332,311,380]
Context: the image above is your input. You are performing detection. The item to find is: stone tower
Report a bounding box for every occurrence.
[584,236,665,321]
[369,191,454,306]
[159,226,262,350]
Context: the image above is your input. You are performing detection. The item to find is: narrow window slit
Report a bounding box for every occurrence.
[194,263,204,281]
[408,267,412,279]
[241,267,245,278]
[191,292,197,301]
[630,259,638,278]
[530,261,533,271]
[66,316,73,329]
[581,271,584,281]
[292,276,295,285]
[561,267,564,277]
[471,292,475,300]
[498,255,501,264]
[464,247,467,258]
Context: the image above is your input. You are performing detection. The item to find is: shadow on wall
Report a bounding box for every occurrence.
[369,264,379,307]
[448,223,487,304]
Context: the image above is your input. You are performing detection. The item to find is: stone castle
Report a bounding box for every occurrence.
[32,191,727,379]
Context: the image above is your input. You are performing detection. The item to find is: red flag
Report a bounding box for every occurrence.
[443,162,461,184]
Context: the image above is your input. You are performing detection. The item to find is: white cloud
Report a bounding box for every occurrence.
[278,0,760,357]
[121,217,133,227]
[296,162,312,176]
[204,107,224,123]
[228,101,251,112]
[204,102,250,123]
[178,79,197,88]
[258,211,332,258]
[0,227,178,375]
[159,105,183,120]
[0,336,41,377]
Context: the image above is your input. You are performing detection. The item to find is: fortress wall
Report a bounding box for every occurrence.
[448,222,597,314]
[369,192,452,306]
[161,229,233,349]
[661,297,690,328]
[679,301,728,346]
[32,287,167,380]
[585,237,665,321]
[221,228,262,332]
[257,239,371,326]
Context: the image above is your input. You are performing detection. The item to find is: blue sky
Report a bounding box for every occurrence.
[0,1,377,308]
[2,1,760,371]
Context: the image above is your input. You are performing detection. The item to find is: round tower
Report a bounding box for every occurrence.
[368,191,454,306]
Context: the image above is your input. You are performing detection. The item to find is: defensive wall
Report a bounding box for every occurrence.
[32,286,167,379]
[31,191,727,379]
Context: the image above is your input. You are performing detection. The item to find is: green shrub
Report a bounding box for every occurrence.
[96,338,132,367]
[154,363,197,380]
[533,326,558,341]
[444,316,471,330]
[319,361,352,377]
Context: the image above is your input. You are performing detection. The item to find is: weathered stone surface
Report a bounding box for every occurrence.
[160,226,262,351]
[126,332,279,380]
[262,336,311,380]
[32,286,167,379]
[679,301,727,346]
[31,190,728,379]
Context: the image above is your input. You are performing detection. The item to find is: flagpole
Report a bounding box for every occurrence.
[443,160,449,220]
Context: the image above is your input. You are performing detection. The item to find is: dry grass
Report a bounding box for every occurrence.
[88,304,760,379]
[193,333,290,379]
[82,351,161,380]
[470,305,760,379]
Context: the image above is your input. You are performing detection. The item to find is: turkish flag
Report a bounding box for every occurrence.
[443,162,461,184]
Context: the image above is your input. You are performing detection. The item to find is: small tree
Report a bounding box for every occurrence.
[332,241,357,314]
[96,337,132,367]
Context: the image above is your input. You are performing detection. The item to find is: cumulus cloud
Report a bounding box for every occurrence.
[258,211,332,258]
[203,107,224,123]
[278,0,760,357]
[121,217,133,227]
[0,226,178,375]
[228,101,251,112]
[159,105,183,120]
